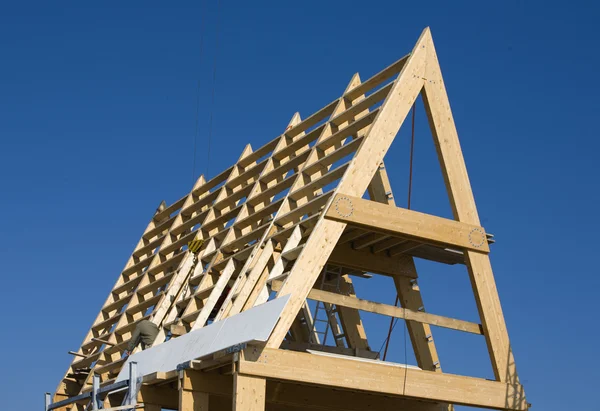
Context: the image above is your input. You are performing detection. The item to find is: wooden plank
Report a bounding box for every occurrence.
[191,259,237,330]
[325,194,489,253]
[270,280,482,334]
[233,373,266,411]
[182,368,447,411]
[421,32,518,384]
[239,348,527,410]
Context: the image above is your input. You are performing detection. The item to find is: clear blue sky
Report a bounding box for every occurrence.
[0,1,598,410]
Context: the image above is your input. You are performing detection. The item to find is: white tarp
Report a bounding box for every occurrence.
[115,295,290,383]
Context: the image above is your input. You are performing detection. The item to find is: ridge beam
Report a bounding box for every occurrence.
[324,194,490,253]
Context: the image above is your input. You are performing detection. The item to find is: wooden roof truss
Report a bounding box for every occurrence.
[53,28,527,411]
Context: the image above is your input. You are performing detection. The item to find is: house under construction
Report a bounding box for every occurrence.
[46,28,528,411]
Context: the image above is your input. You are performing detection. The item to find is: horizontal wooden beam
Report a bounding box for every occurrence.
[239,348,527,410]
[180,368,446,411]
[264,381,446,411]
[328,242,417,278]
[324,194,489,253]
[271,280,482,335]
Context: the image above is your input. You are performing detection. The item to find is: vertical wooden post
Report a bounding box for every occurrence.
[179,370,209,411]
[335,274,370,350]
[144,405,162,411]
[368,162,441,371]
[233,374,266,411]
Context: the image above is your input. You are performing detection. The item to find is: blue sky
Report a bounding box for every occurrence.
[0,1,598,410]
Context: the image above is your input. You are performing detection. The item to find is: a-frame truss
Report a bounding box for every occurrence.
[53,28,527,411]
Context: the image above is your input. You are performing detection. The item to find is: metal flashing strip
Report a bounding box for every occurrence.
[114,295,290,383]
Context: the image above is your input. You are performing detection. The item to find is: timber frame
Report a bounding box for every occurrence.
[50,28,528,410]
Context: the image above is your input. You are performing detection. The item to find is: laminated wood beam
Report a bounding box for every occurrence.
[422,32,519,384]
[239,348,527,411]
[181,368,446,411]
[233,374,266,411]
[324,194,490,253]
[270,280,483,335]
[263,381,447,411]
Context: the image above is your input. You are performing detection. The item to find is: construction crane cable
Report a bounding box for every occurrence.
[205,0,223,177]
[380,103,416,361]
[192,0,208,183]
